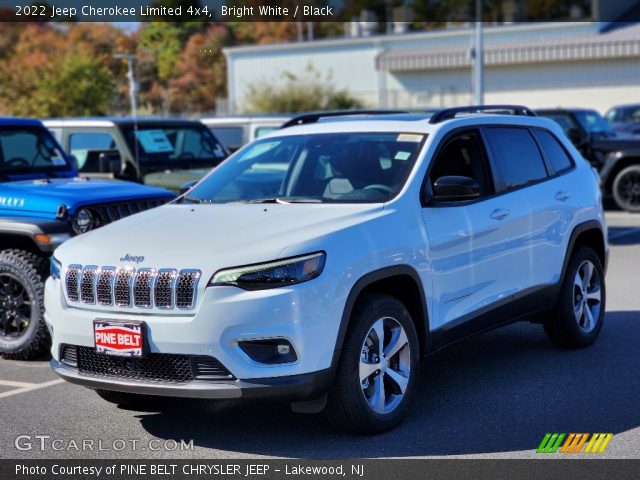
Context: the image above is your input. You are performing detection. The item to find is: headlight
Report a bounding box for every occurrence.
[72,208,94,234]
[209,252,326,290]
[50,257,61,279]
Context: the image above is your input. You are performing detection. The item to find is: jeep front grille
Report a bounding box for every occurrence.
[64,266,201,310]
[94,198,169,226]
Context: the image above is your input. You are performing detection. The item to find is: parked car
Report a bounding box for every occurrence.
[0,117,176,359]
[45,118,228,191]
[605,103,640,137]
[47,106,607,433]
[201,115,291,152]
[537,108,640,212]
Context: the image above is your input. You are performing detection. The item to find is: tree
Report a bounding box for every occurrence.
[244,66,363,113]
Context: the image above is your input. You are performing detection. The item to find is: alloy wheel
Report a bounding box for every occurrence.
[359,317,411,415]
[573,260,602,333]
[0,273,32,339]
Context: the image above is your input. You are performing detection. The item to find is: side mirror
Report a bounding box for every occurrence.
[566,127,586,146]
[68,154,80,172]
[431,176,480,202]
[179,180,198,195]
[98,151,124,175]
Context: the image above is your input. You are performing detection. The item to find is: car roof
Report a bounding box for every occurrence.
[43,117,205,128]
[0,117,45,127]
[266,113,563,138]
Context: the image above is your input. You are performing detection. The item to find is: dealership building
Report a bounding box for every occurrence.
[222,19,640,114]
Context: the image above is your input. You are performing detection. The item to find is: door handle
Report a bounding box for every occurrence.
[555,191,571,202]
[490,209,511,220]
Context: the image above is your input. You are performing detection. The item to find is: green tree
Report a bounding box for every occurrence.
[244,67,363,113]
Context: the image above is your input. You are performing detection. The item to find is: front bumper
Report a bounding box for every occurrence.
[51,359,333,400]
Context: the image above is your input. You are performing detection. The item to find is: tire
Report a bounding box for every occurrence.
[544,245,605,348]
[612,164,640,212]
[0,249,50,360]
[325,294,420,434]
[95,389,155,408]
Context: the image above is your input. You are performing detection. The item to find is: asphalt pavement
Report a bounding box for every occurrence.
[1,211,639,459]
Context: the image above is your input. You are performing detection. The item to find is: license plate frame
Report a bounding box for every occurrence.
[93,320,148,357]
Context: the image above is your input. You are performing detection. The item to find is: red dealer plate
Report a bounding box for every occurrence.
[93,321,146,357]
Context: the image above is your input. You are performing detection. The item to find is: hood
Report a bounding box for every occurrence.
[55,202,385,277]
[591,134,640,153]
[143,168,212,192]
[0,178,174,218]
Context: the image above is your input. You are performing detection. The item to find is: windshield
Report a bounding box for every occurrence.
[607,107,640,124]
[574,110,614,135]
[121,125,227,167]
[0,126,70,174]
[185,132,425,204]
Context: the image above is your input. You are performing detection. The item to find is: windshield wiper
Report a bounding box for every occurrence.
[234,197,322,204]
[181,195,205,204]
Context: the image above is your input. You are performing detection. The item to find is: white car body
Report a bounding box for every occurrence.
[46,110,607,408]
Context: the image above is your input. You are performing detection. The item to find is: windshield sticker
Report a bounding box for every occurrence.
[397,134,424,143]
[394,151,412,161]
[135,130,174,153]
[51,156,67,166]
[241,141,281,161]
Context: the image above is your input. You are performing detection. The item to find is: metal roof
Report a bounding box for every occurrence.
[0,117,44,127]
[377,23,640,72]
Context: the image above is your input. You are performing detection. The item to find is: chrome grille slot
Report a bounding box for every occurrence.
[63,264,200,310]
[134,269,155,308]
[96,268,115,305]
[80,266,98,304]
[176,270,201,309]
[155,269,177,309]
[114,268,134,307]
[65,265,81,302]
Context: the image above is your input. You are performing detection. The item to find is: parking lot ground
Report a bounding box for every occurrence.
[0,212,638,459]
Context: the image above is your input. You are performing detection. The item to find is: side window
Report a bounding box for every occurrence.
[210,127,244,150]
[429,131,493,197]
[484,127,548,190]
[69,132,117,169]
[532,129,574,174]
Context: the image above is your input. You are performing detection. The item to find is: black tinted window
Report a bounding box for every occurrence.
[533,130,573,173]
[485,127,548,190]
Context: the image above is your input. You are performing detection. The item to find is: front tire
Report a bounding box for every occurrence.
[325,294,419,434]
[0,249,50,360]
[544,245,605,348]
[612,164,640,212]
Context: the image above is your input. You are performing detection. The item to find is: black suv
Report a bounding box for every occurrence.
[537,108,640,212]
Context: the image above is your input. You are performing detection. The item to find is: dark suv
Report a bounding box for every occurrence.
[537,108,640,212]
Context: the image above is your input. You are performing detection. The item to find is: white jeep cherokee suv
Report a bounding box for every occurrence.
[46,106,607,433]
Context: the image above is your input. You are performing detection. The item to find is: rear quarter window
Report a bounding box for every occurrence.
[484,127,548,190]
[532,129,574,174]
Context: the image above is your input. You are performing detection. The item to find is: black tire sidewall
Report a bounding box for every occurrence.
[329,294,420,433]
[612,165,640,212]
[548,246,605,348]
[0,251,48,356]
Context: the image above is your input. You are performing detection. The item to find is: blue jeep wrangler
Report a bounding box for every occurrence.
[0,118,176,359]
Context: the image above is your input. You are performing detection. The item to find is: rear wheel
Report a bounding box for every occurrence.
[0,249,50,360]
[612,164,640,212]
[325,294,419,434]
[544,246,605,348]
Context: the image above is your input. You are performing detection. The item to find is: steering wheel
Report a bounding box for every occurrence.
[363,184,394,194]
[6,158,30,168]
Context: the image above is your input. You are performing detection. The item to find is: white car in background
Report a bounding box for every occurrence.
[201,115,291,152]
[46,106,607,433]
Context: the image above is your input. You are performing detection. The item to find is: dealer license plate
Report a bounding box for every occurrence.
[93,320,146,357]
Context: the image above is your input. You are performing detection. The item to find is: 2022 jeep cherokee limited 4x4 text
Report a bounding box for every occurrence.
[47,106,607,433]
[0,118,175,359]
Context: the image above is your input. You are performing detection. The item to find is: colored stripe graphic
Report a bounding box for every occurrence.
[538,433,613,454]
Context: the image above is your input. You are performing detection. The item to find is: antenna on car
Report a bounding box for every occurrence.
[428,105,536,124]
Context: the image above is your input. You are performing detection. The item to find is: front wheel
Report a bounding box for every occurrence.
[0,249,50,359]
[612,164,640,212]
[544,245,605,348]
[325,294,419,434]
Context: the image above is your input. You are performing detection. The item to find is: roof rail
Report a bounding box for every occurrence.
[428,105,537,124]
[280,110,410,129]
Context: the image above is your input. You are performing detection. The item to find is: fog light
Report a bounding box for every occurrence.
[238,339,297,364]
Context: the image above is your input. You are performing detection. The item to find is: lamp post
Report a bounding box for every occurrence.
[473,0,484,105]
[114,54,138,118]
